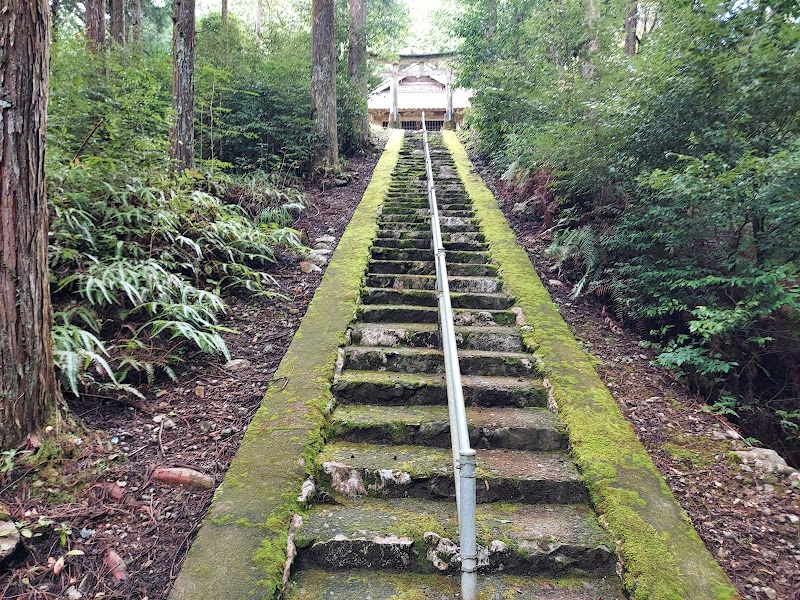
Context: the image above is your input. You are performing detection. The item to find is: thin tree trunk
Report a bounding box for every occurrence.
[111,0,125,45]
[85,0,105,51]
[0,0,59,448]
[172,0,196,170]
[311,0,338,170]
[51,0,61,39]
[349,0,369,149]
[582,0,599,78]
[255,0,264,35]
[624,0,638,55]
[131,0,143,49]
[221,0,228,29]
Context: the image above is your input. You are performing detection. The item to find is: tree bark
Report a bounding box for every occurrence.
[171,0,196,170]
[131,0,143,49]
[111,0,125,45]
[0,0,59,448]
[85,0,105,51]
[255,0,264,35]
[221,0,228,29]
[348,0,369,149]
[311,0,338,170]
[624,0,638,56]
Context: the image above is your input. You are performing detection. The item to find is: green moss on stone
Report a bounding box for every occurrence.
[442,131,738,600]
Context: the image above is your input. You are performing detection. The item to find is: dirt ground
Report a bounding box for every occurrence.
[2,132,798,600]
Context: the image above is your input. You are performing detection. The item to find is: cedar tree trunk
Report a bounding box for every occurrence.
[221,0,228,29]
[0,0,59,448]
[131,0,143,49]
[349,0,369,149]
[171,0,196,171]
[255,0,263,34]
[624,0,638,55]
[85,0,105,50]
[111,0,125,45]
[311,0,338,170]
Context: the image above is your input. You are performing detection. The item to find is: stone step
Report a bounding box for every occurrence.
[287,569,624,599]
[365,274,502,294]
[332,371,547,408]
[370,247,490,264]
[375,230,484,243]
[357,304,518,327]
[372,237,487,252]
[348,323,525,352]
[382,201,472,211]
[342,346,542,378]
[294,497,614,576]
[377,220,477,233]
[317,442,587,504]
[330,404,568,451]
[368,259,498,277]
[381,208,474,219]
[362,287,513,311]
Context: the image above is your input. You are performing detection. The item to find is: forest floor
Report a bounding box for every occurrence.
[1,131,798,600]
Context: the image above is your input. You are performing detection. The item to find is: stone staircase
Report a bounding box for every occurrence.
[285,134,624,599]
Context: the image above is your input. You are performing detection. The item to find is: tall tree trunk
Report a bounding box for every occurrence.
[131,0,143,49]
[255,0,263,35]
[624,0,638,56]
[85,0,105,50]
[172,0,196,170]
[221,0,228,30]
[111,0,125,45]
[348,0,369,149]
[311,0,338,170]
[0,0,59,448]
[582,0,599,78]
[51,0,61,39]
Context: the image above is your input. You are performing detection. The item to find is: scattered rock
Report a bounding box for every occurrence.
[547,279,565,287]
[307,252,328,266]
[787,514,799,524]
[322,462,365,497]
[162,418,176,430]
[511,201,529,214]
[299,261,322,274]
[0,521,20,562]
[314,235,336,244]
[223,358,252,371]
[65,585,83,600]
[734,448,797,475]
[193,385,205,399]
[334,178,348,187]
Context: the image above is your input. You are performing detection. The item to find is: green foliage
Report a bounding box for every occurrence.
[196,15,316,173]
[456,0,800,457]
[47,37,304,400]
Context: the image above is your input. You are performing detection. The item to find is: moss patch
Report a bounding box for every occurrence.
[442,131,738,600]
[170,130,405,600]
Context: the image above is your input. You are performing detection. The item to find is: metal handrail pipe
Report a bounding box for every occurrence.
[421,113,477,600]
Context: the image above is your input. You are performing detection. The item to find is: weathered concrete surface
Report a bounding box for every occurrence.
[286,568,624,599]
[442,131,738,600]
[169,130,405,600]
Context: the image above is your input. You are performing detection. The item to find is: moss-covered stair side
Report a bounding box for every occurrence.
[168,130,405,600]
[441,131,739,600]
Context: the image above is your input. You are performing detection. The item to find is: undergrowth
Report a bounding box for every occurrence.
[47,37,307,401]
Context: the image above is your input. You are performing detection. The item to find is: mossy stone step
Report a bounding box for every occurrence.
[372,237,487,252]
[330,404,568,451]
[332,371,547,408]
[381,208,474,219]
[377,220,478,233]
[358,304,517,326]
[370,247,490,264]
[348,323,524,352]
[362,287,513,311]
[294,497,614,576]
[365,274,502,294]
[383,201,472,211]
[368,259,498,277]
[342,346,542,378]
[287,569,624,599]
[317,442,587,504]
